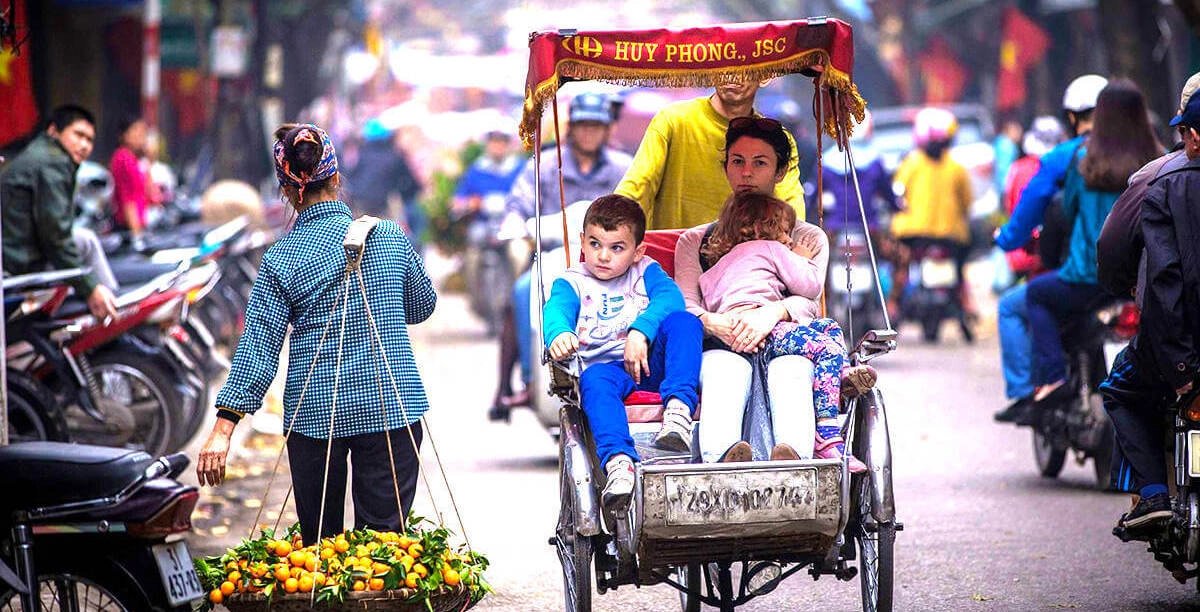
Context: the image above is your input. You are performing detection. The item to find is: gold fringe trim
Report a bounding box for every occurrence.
[520,50,869,150]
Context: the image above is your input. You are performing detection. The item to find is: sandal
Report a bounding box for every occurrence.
[841,364,878,400]
[814,432,867,473]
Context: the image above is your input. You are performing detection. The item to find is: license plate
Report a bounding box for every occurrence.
[664,468,818,526]
[152,541,205,606]
[1189,431,1200,478]
[920,260,957,288]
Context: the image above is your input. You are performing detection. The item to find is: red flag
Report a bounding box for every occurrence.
[918,37,967,105]
[996,6,1051,111]
[0,2,38,146]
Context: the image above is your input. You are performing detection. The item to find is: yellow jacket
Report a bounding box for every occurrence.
[890,150,973,244]
[616,97,804,230]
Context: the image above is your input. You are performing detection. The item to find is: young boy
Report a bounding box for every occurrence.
[543,194,702,511]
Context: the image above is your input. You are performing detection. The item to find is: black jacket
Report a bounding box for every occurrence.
[1096,145,1186,297]
[1134,155,1200,390]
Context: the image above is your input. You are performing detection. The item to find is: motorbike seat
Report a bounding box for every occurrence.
[109,260,180,286]
[0,441,155,513]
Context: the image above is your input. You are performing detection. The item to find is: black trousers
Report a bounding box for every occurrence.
[286,423,423,545]
[1099,346,1173,493]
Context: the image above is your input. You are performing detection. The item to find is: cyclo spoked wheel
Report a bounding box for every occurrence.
[676,563,701,612]
[856,474,895,612]
[556,460,592,611]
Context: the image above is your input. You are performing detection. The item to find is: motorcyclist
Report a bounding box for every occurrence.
[490,93,633,420]
[888,107,975,324]
[993,75,1106,424]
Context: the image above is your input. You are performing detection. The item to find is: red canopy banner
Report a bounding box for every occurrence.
[520,18,865,149]
[0,1,38,147]
[919,37,967,105]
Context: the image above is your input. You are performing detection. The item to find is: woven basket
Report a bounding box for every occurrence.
[221,584,478,612]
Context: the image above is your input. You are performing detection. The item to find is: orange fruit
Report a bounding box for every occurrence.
[219,581,235,596]
[289,551,306,567]
[284,577,299,593]
[334,539,350,553]
[274,564,290,582]
[412,563,428,579]
[298,576,314,592]
[227,570,241,584]
[399,555,414,572]
[209,589,223,604]
[408,543,423,558]
[368,578,385,591]
[225,561,238,572]
[352,580,366,592]
[372,562,391,576]
[443,568,461,586]
[404,572,419,589]
[366,542,379,552]
[276,540,292,557]
[289,566,303,580]
[305,556,318,572]
[320,547,335,560]
[313,572,327,587]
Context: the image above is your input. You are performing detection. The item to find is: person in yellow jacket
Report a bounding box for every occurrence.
[889,107,975,320]
[616,80,804,230]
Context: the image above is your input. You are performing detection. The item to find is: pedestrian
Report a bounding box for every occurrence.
[0,104,118,321]
[110,116,151,241]
[542,195,702,511]
[196,123,437,547]
[616,79,804,229]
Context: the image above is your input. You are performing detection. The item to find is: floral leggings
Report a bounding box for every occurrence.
[766,318,846,420]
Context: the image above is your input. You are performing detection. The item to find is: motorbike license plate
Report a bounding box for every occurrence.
[152,541,205,606]
[920,260,957,289]
[1189,431,1200,478]
[664,468,818,526]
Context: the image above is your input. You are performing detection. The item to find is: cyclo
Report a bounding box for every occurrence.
[519,18,900,612]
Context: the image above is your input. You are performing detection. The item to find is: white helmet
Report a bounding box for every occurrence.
[1062,74,1108,113]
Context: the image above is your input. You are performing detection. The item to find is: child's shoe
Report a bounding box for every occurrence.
[841,364,878,400]
[654,401,693,452]
[814,431,868,473]
[602,454,635,512]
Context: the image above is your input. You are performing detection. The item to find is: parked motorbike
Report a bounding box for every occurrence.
[899,240,972,343]
[1027,300,1138,490]
[0,441,203,611]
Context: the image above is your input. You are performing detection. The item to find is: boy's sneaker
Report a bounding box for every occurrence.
[602,455,635,513]
[654,406,693,452]
[1118,493,1172,531]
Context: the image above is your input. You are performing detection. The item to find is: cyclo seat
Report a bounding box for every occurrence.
[0,441,154,512]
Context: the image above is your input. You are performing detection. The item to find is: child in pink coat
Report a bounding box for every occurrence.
[699,192,871,470]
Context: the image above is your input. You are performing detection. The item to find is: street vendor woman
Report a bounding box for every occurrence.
[196,123,438,546]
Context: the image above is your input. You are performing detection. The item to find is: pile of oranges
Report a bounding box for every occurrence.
[195,520,488,610]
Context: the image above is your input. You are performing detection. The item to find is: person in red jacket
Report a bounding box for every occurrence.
[1002,116,1066,279]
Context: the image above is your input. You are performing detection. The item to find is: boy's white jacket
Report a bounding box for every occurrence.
[542,257,685,368]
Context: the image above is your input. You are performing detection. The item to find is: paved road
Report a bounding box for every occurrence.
[188,289,1200,611]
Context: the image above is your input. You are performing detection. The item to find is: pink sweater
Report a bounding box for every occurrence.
[698,240,822,314]
[673,222,828,323]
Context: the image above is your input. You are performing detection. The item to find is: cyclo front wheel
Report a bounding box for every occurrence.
[556,457,592,612]
[856,474,895,612]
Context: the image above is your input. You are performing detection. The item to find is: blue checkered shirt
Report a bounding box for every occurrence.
[214,200,437,438]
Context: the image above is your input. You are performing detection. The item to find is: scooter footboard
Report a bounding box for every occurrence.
[634,459,843,570]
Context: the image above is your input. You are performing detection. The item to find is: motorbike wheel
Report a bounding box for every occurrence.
[556,458,593,612]
[855,474,895,612]
[89,350,183,457]
[1032,427,1066,478]
[676,563,702,612]
[478,250,512,337]
[921,317,940,343]
[0,561,151,611]
[4,369,70,443]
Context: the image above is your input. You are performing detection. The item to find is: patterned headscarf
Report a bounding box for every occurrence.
[273,123,338,202]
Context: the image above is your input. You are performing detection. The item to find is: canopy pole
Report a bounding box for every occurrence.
[813,70,826,318]
[551,98,571,268]
[534,123,549,347]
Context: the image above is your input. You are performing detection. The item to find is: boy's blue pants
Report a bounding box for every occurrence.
[578,311,702,466]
